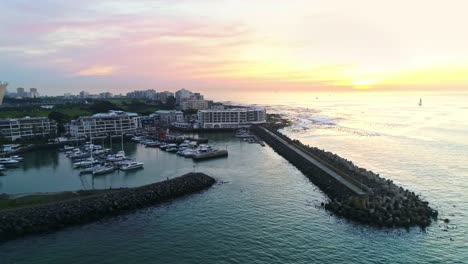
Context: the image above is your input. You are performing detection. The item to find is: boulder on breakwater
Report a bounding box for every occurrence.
[252,125,438,228]
[0,172,215,242]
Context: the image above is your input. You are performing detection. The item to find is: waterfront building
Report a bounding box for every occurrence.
[0,117,57,141]
[197,108,266,129]
[69,110,140,137]
[175,89,193,105]
[0,81,8,104]
[181,99,209,111]
[151,110,184,126]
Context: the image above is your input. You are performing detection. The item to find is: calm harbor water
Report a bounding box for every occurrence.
[1,92,467,263]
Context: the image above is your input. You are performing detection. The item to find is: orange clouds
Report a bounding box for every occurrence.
[76,66,116,76]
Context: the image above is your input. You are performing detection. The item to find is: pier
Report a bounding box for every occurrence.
[261,127,367,197]
[253,125,438,227]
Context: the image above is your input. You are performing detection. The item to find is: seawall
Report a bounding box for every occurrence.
[252,125,438,228]
[0,172,215,242]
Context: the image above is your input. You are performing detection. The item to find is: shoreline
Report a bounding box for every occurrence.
[0,172,216,242]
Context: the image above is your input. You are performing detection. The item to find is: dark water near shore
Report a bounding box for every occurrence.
[1,92,467,263]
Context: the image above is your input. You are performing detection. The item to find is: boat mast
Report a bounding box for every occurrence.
[89,122,93,160]
[120,118,124,151]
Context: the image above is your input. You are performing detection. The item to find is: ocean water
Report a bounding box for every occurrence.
[1,91,467,263]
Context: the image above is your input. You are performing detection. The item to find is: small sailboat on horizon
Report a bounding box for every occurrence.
[418,98,422,107]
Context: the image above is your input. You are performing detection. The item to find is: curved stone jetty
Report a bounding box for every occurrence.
[0,173,215,242]
[253,125,438,228]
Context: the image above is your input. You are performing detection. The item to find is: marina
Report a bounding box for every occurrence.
[0,132,235,194]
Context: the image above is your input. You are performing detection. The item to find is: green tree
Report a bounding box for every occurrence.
[48,111,68,135]
[89,100,120,114]
[163,96,176,110]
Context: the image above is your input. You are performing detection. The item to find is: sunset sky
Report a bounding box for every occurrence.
[1,0,468,95]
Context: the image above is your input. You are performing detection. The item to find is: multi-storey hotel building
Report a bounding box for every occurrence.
[69,110,139,137]
[197,108,266,129]
[0,117,57,141]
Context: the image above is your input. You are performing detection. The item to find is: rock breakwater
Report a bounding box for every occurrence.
[0,172,215,242]
[253,125,438,228]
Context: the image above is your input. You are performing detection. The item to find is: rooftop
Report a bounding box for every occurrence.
[91,110,138,118]
[199,107,265,113]
[154,110,183,114]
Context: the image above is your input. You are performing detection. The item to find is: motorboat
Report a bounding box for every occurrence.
[93,149,110,156]
[106,150,126,162]
[92,164,115,175]
[145,141,160,148]
[180,149,198,158]
[60,145,75,152]
[79,167,94,174]
[73,161,93,168]
[161,144,178,151]
[115,158,134,167]
[69,151,90,160]
[9,155,23,162]
[120,161,144,171]
[0,158,19,166]
[83,143,102,151]
[131,136,144,142]
[73,158,100,168]
[0,164,5,171]
[166,147,178,153]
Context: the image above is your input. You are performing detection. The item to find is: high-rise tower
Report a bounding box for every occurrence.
[0,81,7,105]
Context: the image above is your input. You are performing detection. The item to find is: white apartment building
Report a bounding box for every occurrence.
[0,117,57,141]
[197,108,266,129]
[181,99,209,111]
[69,110,139,137]
[175,89,193,105]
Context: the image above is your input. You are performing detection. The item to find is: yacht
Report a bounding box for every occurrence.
[145,141,160,148]
[69,151,90,160]
[180,149,198,158]
[0,164,5,171]
[131,136,144,142]
[166,147,178,153]
[73,158,100,168]
[0,158,19,166]
[106,150,126,162]
[93,149,110,156]
[60,145,75,152]
[9,155,23,161]
[92,164,115,175]
[120,161,144,171]
[161,144,178,151]
[79,167,94,174]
